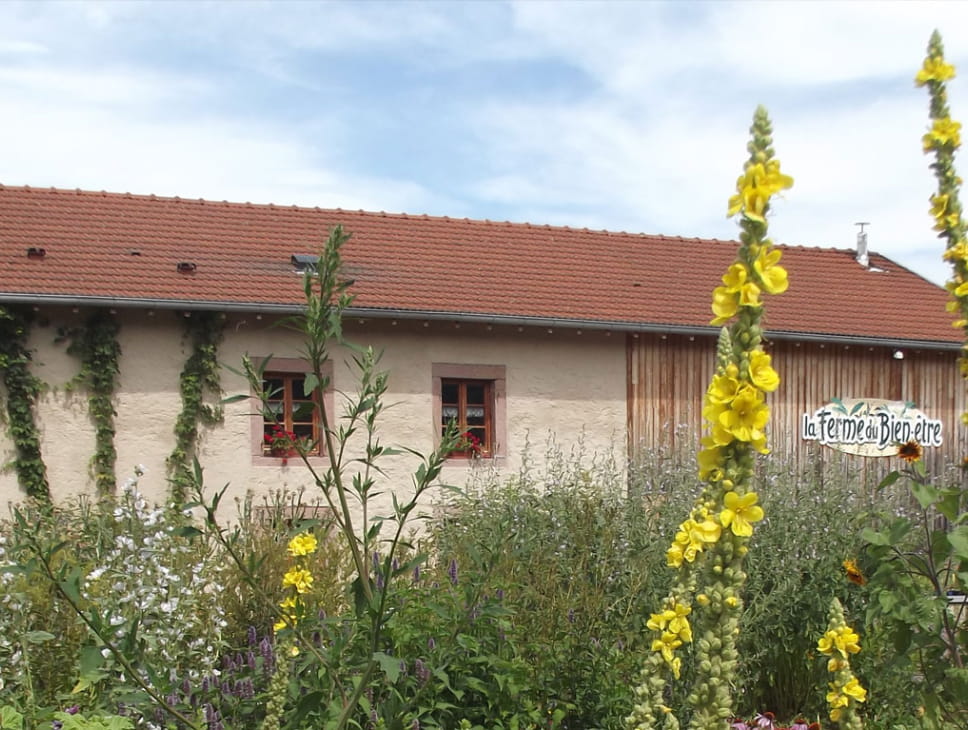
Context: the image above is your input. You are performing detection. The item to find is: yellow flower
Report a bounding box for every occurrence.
[726,268,763,307]
[843,677,867,703]
[944,240,968,262]
[706,371,741,405]
[288,532,319,557]
[718,385,769,443]
[916,56,956,86]
[666,541,685,568]
[818,626,861,657]
[727,161,794,223]
[827,686,849,709]
[282,567,314,594]
[752,247,789,294]
[749,350,780,392]
[711,286,739,325]
[923,117,962,151]
[697,445,724,481]
[668,515,722,566]
[280,594,298,610]
[647,600,692,642]
[719,491,765,537]
[689,515,722,548]
[273,618,288,632]
[651,631,683,663]
[843,558,866,586]
[930,193,961,232]
[669,656,682,679]
[709,419,738,447]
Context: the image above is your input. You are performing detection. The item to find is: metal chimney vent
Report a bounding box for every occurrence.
[855,222,870,268]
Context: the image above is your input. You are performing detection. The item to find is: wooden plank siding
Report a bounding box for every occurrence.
[627,333,968,485]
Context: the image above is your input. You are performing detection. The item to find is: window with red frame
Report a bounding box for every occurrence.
[262,374,321,456]
[441,379,493,457]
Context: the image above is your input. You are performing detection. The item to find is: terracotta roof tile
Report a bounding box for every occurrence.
[0,184,957,345]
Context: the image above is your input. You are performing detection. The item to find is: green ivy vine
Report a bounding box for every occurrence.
[167,311,224,500]
[64,309,122,497]
[0,304,50,502]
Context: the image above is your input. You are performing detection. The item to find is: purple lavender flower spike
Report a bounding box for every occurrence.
[247,625,258,646]
[448,558,458,585]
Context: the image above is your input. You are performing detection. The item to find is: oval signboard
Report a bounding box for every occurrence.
[801,398,943,457]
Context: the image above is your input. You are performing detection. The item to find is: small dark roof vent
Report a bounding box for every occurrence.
[291,254,317,273]
[26,247,46,258]
[176,261,197,273]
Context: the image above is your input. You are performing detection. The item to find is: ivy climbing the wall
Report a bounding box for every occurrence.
[64,309,122,497]
[168,311,224,501]
[0,304,50,502]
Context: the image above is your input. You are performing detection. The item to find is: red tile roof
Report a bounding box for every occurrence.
[0,185,958,346]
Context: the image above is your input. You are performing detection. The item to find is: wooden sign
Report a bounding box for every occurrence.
[801,398,943,456]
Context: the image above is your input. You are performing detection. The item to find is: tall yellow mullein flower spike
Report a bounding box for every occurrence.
[919,31,968,431]
[820,599,866,730]
[627,108,791,730]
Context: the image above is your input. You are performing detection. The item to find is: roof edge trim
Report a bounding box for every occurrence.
[1,294,959,351]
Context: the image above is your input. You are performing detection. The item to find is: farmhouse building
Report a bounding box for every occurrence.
[0,185,962,510]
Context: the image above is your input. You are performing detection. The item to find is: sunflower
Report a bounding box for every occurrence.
[843,558,866,586]
[898,440,924,463]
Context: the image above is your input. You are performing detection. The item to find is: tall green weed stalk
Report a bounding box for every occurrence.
[193,225,462,729]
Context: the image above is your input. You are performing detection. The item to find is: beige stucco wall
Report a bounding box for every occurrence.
[0,309,627,526]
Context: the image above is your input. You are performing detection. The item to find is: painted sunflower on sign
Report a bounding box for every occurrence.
[898,440,923,463]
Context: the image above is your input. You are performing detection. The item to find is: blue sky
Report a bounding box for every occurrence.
[3,1,968,287]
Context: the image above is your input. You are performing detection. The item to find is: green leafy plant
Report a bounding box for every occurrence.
[167,311,224,500]
[0,706,23,730]
[861,454,967,729]
[0,305,49,502]
[50,709,133,730]
[62,310,122,497]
